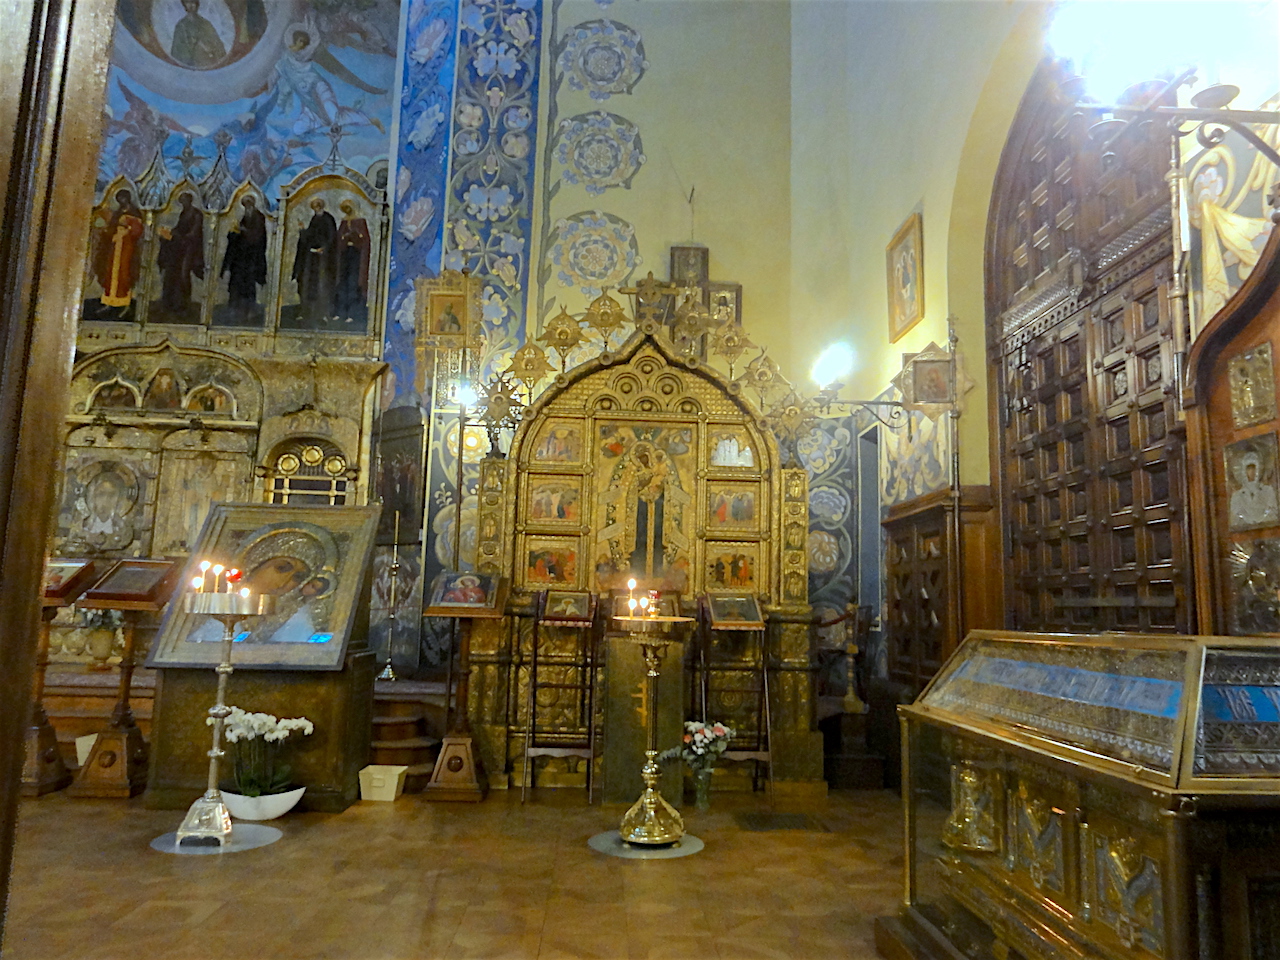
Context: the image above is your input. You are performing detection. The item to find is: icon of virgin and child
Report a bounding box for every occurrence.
[185,523,341,645]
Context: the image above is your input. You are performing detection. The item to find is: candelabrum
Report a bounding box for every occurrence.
[175,562,273,847]
[615,605,693,846]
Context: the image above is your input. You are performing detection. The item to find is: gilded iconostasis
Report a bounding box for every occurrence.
[60,0,973,683]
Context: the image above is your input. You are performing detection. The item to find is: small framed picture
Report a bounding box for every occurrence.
[707,482,761,533]
[541,590,595,625]
[669,244,709,286]
[1225,433,1280,531]
[424,572,508,619]
[429,292,467,338]
[532,421,584,464]
[911,357,953,404]
[526,537,579,587]
[43,558,100,604]
[527,476,583,525]
[706,544,759,592]
[887,212,924,343]
[83,559,181,606]
[706,282,742,328]
[706,594,765,630]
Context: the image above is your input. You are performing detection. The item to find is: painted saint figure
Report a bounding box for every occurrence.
[334,199,370,325]
[170,0,227,70]
[91,189,144,318]
[292,197,338,325]
[156,191,205,320]
[220,195,267,323]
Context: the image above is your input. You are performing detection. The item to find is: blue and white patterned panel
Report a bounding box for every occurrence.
[384,0,459,406]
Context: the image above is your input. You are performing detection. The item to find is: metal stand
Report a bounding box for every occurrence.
[615,615,692,846]
[173,592,271,848]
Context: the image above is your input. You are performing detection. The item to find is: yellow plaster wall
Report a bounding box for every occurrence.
[544,1,794,371]
[789,0,1048,484]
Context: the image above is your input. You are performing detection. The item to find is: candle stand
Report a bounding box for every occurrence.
[174,590,273,847]
[614,614,694,846]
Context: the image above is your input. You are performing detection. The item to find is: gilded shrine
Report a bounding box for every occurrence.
[465,330,824,795]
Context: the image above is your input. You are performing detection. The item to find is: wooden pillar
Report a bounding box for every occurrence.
[0,0,113,941]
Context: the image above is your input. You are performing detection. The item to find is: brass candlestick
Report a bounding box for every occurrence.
[615,614,693,845]
[175,589,273,847]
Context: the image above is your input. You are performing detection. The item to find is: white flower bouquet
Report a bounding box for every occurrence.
[208,706,314,797]
[658,720,735,774]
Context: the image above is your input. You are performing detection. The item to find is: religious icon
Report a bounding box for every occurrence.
[429,292,467,336]
[43,559,98,602]
[542,590,594,622]
[706,282,742,327]
[147,504,380,671]
[84,559,180,604]
[334,199,371,329]
[1229,538,1280,634]
[184,384,234,414]
[911,357,953,404]
[60,459,141,554]
[84,187,144,321]
[152,450,244,555]
[707,484,759,532]
[669,244,709,285]
[527,538,578,585]
[533,423,582,463]
[528,478,582,523]
[427,572,497,607]
[706,546,758,591]
[706,593,765,630]
[90,379,139,410]
[217,194,268,327]
[143,368,184,409]
[887,212,924,343]
[1225,434,1280,531]
[153,190,206,323]
[709,428,755,468]
[169,0,228,69]
[290,196,339,327]
[1228,342,1278,429]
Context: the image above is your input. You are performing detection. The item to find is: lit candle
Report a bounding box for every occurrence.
[628,597,637,614]
[239,587,250,598]
[190,576,203,591]
[212,564,225,593]
[638,596,649,613]
[199,560,211,592]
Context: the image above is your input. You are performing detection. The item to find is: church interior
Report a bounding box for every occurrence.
[5,1,1280,958]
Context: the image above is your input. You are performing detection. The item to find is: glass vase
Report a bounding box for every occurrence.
[693,769,712,812]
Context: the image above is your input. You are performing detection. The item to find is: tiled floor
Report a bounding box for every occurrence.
[4,788,903,960]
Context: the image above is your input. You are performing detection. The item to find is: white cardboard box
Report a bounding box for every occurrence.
[359,764,408,802]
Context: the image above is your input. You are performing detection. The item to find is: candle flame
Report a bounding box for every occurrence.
[239,587,251,598]
[191,577,203,590]
[199,560,212,572]
[627,578,636,591]
[212,564,224,575]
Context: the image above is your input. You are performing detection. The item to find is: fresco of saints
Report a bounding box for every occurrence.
[90,189,144,318]
[169,0,227,70]
[335,199,370,325]
[155,191,205,320]
[219,195,267,323]
[292,197,338,325]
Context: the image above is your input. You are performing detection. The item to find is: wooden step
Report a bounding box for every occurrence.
[371,715,424,741]
[371,736,440,767]
[402,761,435,794]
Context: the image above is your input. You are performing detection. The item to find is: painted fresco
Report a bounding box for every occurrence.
[101,1,400,201]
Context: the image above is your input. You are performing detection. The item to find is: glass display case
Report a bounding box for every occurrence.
[876,630,1280,960]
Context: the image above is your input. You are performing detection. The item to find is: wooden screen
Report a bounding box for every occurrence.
[988,63,1191,633]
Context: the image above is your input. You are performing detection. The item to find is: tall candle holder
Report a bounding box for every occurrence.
[614,613,694,845]
[174,567,273,847]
